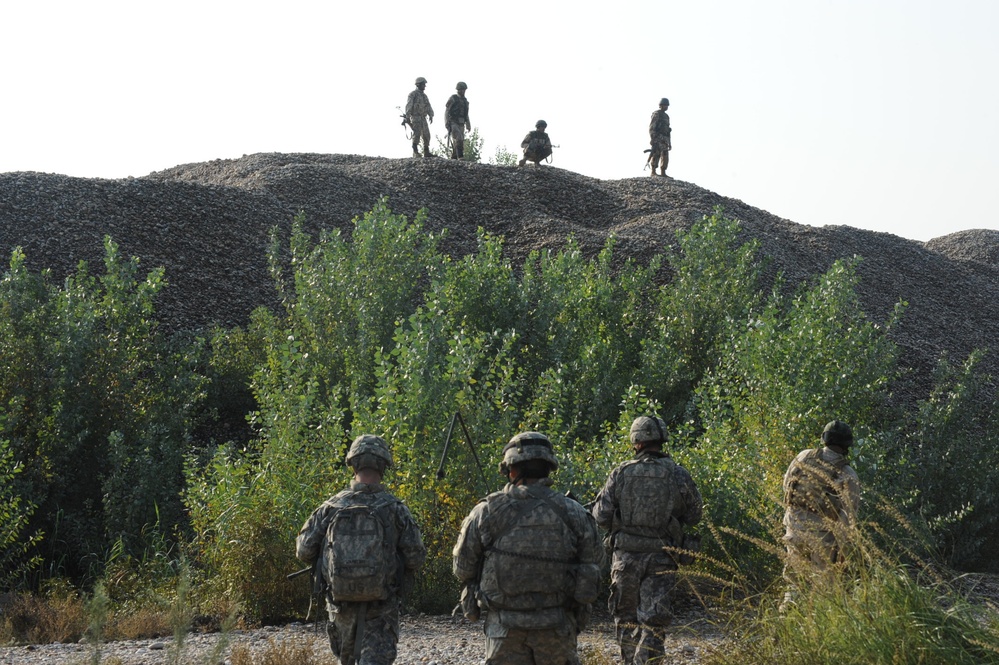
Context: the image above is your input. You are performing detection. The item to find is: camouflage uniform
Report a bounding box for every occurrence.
[649,104,671,176]
[782,445,861,581]
[592,419,702,665]
[445,86,471,159]
[297,479,426,665]
[520,125,552,166]
[406,84,434,158]
[453,478,603,665]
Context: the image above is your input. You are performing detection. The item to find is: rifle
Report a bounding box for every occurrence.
[397,106,414,141]
[287,557,327,629]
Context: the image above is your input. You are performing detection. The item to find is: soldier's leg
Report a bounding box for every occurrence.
[660,148,669,175]
[635,559,678,665]
[524,624,577,665]
[650,153,660,175]
[356,605,400,665]
[329,605,356,664]
[484,615,534,665]
[609,551,643,664]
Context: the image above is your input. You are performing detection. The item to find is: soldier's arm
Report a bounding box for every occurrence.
[295,503,335,563]
[677,468,703,527]
[590,472,618,532]
[396,504,428,571]
[452,504,486,584]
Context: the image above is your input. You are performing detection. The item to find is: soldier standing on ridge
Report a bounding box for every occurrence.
[296,435,426,665]
[781,420,861,610]
[453,431,603,665]
[519,120,553,167]
[406,77,435,158]
[648,98,672,176]
[445,82,472,159]
[592,416,703,665]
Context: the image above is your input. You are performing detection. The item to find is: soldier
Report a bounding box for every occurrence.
[296,435,426,665]
[592,416,703,665]
[648,98,672,177]
[445,82,472,160]
[405,77,435,158]
[519,120,553,167]
[781,420,861,608]
[453,431,603,665]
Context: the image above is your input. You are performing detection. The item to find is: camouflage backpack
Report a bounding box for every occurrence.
[613,457,681,552]
[323,492,397,602]
[784,448,849,519]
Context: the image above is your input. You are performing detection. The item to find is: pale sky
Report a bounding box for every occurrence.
[2,0,997,242]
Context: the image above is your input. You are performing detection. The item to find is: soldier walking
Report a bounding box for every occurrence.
[519,120,553,167]
[648,98,672,176]
[405,77,435,158]
[781,420,861,609]
[445,82,472,159]
[592,416,703,665]
[453,431,603,665]
[296,435,426,665]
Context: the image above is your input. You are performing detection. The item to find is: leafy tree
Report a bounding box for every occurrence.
[0,240,204,581]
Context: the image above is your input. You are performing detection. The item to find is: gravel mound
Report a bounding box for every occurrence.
[3,152,998,402]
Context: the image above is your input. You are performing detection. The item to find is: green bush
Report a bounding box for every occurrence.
[0,239,205,581]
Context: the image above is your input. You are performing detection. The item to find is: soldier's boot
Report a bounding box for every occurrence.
[412,142,420,158]
[456,140,464,160]
[423,145,432,159]
[518,158,526,167]
[650,157,659,175]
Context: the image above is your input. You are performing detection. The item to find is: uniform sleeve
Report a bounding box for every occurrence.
[675,466,703,527]
[295,502,336,564]
[571,502,605,568]
[396,503,427,571]
[591,468,618,532]
[521,133,533,149]
[452,502,487,584]
[839,467,862,525]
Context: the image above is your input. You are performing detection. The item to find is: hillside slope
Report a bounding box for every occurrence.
[3,153,998,400]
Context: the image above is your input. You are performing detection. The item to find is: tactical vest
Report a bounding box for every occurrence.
[784,448,849,519]
[478,491,577,612]
[613,457,682,553]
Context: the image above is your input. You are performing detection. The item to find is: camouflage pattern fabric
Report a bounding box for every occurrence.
[296,480,426,663]
[782,446,860,583]
[649,109,671,173]
[453,479,603,665]
[326,601,401,665]
[592,450,702,665]
[446,94,470,135]
[520,130,552,164]
[406,88,434,153]
[608,550,677,665]
[483,610,578,665]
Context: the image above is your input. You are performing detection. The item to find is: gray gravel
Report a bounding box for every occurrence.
[0,612,720,664]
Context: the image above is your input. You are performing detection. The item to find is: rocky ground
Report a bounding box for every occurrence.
[0,609,720,665]
[3,153,999,404]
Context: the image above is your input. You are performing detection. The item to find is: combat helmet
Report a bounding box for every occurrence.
[660,97,670,106]
[821,420,854,449]
[499,431,559,475]
[630,416,667,446]
[456,81,467,90]
[415,76,427,85]
[535,119,547,128]
[346,434,394,472]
